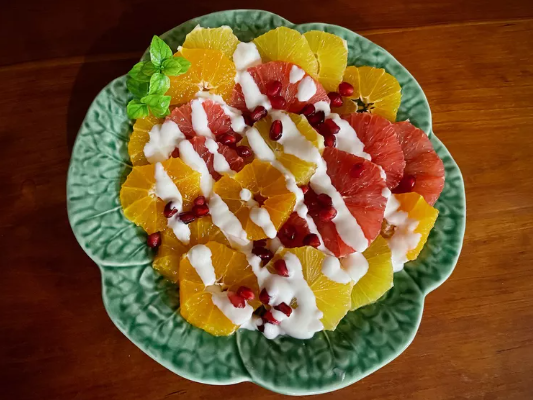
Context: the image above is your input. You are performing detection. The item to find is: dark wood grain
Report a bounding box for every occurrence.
[1,1,533,399]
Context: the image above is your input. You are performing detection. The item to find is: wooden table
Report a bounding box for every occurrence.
[1,1,532,399]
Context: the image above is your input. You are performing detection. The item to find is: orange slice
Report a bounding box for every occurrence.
[119,158,201,234]
[153,216,229,283]
[128,115,163,166]
[179,241,261,336]
[167,48,236,105]
[303,31,348,92]
[182,25,240,59]
[253,27,318,77]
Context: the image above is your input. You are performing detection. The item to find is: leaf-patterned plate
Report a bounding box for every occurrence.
[67,10,466,395]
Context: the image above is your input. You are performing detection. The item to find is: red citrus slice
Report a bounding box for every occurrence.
[167,99,234,138]
[189,136,244,179]
[277,212,312,248]
[393,121,445,205]
[229,61,330,113]
[342,113,406,189]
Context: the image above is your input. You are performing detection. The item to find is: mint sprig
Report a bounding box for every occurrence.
[126,35,190,119]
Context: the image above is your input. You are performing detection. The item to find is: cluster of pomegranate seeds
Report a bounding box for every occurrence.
[350,163,364,178]
[303,233,321,248]
[219,133,236,146]
[252,246,274,264]
[304,188,339,225]
[147,232,162,248]
[319,207,337,222]
[237,286,255,300]
[228,292,246,308]
[338,81,354,97]
[178,211,195,224]
[393,174,416,194]
[273,259,289,277]
[236,145,252,159]
[250,106,268,122]
[263,310,280,325]
[254,239,267,247]
[274,302,292,317]
[269,120,283,141]
[317,193,333,207]
[163,202,178,218]
[307,110,325,126]
[328,92,344,108]
[171,147,180,158]
[266,80,282,97]
[259,288,271,305]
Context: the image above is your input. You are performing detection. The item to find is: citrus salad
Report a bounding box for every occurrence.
[119,26,445,339]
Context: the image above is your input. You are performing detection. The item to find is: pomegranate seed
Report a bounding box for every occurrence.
[244,115,254,126]
[300,185,309,195]
[179,212,195,224]
[299,104,315,116]
[163,202,178,218]
[219,133,236,146]
[147,232,161,248]
[193,204,209,217]
[269,120,283,141]
[324,134,337,148]
[258,323,265,333]
[328,92,344,108]
[171,147,180,158]
[237,286,255,300]
[263,310,280,325]
[266,80,282,97]
[303,233,321,248]
[316,122,330,137]
[279,224,296,241]
[254,239,267,248]
[317,193,333,207]
[259,288,271,305]
[307,111,325,126]
[236,145,252,158]
[250,106,267,121]
[269,96,287,110]
[252,247,274,264]
[319,206,337,222]
[274,259,289,277]
[274,302,293,317]
[338,81,354,97]
[325,119,340,134]
[193,196,206,206]
[350,163,364,178]
[393,175,417,193]
[228,292,246,308]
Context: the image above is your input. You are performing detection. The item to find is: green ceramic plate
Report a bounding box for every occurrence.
[67,10,466,395]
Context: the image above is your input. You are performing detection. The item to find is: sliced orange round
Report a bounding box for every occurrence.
[179,241,261,336]
[167,48,236,105]
[253,27,318,77]
[119,158,201,234]
[153,216,229,283]
[303,31,348,92]
[182,25,240,59]
[128,115,163,166]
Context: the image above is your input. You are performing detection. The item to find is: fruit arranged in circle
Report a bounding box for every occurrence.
[190,136,244,179]
[303,31,348,92]
[350,236,393,310]
[153,217,229,282]
[128,115,163,166]
[167,48,236,105]
[179,241,261,336]
[213,159,296,240]
[393,121,445,205]
[342,66,402,122]
[120,158,201,234]
[230,61,330,114]
[342,113,406,189]
[182,25,240,59]
[253,27,318,77]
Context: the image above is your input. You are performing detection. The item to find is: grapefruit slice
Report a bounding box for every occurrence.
[303,31,348,92]
[189,136,244,179]
[128,115,163,166]
[342,113,406,189]
[229,61,330,114]
[393,121,445,205]
[253,27,318,77]
[167,99,233,138]
[179,241,261,336]
[182,25,240,59]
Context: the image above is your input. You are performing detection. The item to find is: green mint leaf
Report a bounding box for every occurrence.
[127,99,149,119]
[161,57,191,76]
[148,73,170,95]
[150,36,173,68]
[127,76,150,98]
[127,61,152,83]
[140,61,157,77]
[141,94,171,118]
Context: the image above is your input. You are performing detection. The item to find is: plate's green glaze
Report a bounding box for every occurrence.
[67,10,466,395]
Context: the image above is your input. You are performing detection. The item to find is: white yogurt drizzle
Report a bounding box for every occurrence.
[289,65,305,83]
[205,138,232,174]
[250,207,277,239]
[297,76,317,102]
[209,193,250,248]
[328,114,370,159]
[210,286,255,325]
[190,99,213,138]
[384,194,421,272]
[144,120,185,163]
[195,91,246,133]
[187,244,217,285]
[322,253,369,284]
[178,140,213,195]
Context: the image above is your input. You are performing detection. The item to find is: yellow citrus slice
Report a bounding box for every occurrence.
[271,247,353,330]
[119,158,201,234]
[179,241,261,336]
[303,31,348,92]
[153,216,229,283]
[128,115,162,166]
[331,97,357,115]
[253,27,318,77]
[182,25,240,59]
[213,159,296,240]
[243,112,323,185]
[167,48,236,105]
[343,66,402,122]
[350,236,393,310]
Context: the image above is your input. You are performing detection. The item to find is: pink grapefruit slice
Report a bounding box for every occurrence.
[189,136,244,179]
[167,99,233,138]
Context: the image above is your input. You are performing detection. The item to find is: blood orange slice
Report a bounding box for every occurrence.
[189,136,244,180]
[342,113,406,189]
[393,121,445,205]
[229,61,330,113]
[167,99,233,138]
